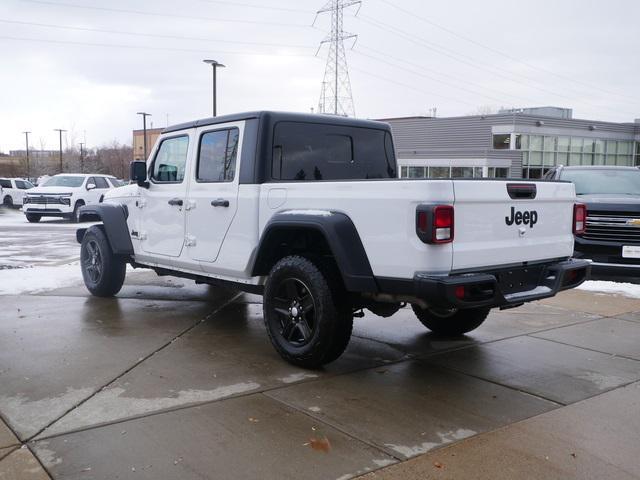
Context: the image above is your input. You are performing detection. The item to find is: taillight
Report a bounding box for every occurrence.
[573,203,586,235]
[416,205,454,244]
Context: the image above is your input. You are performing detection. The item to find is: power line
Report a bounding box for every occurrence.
[375,0,640,105]
[19,0,309,28]
[354,45,535,106]
[0,35,315,57]
[351,65,476,107]
[0,18,315,50]
[353,14,640,118]
[196,0,310,14]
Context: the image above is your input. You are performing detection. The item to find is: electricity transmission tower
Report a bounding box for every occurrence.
[315,0,361,117]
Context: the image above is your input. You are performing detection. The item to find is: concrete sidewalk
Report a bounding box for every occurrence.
[1,270,639,479]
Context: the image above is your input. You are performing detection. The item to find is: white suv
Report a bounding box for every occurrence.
[23,173,118,223]
[0,178,35,207]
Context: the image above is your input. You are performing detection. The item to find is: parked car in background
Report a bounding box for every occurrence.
[22,173,116,223]
[0,177,35,207]
[545,166,640,276]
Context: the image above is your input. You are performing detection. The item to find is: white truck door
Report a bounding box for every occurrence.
[185,123,241,263]
[140,133,192,258]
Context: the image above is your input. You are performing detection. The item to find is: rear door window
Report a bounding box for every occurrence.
[272,122,396,181]
[197,128,239,182]
[0,179,11,189]
[94,177,110,189]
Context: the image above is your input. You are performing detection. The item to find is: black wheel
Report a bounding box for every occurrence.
[3,196,13,208]
[25,213,41,223]
[263,256,353,368]
[80,226,126,297]
[412,305,490,336]
[70,201,85,223]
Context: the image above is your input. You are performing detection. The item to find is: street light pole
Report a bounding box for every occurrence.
[22,131,30,178]
[79,142,85,173]
[54,129,66,173]
[203,59,225,117]
[136,112,152,161]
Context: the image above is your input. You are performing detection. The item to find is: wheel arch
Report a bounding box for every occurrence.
[76,203,134,256]
[251,211,377,293]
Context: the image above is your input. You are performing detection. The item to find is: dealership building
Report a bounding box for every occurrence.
[381,107,640,179]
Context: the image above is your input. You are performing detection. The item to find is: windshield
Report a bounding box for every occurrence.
[560,169,640,195]
[42,176,85,188]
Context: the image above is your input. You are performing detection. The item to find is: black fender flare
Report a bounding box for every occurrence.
[252,211,377,293]
[76,203,134,256]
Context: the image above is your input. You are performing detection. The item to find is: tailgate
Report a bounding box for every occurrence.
[451,180,576,271]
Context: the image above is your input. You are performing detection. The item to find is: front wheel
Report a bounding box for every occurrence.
[70,201,85,223]
[263,256,353,368]
[412,305,490,336]
[25,213,41,223]
[80,226,126,297]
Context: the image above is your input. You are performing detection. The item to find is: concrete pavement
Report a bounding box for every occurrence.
[1,210,640,479]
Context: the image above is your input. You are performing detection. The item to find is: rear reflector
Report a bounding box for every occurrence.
[416,205,454,244]
[573,203,586,235]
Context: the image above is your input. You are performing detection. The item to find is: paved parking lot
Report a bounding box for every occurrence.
[1,208,639,480]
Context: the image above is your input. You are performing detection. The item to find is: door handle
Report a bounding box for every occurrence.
[211,199,230,208]
[168,198,183,206]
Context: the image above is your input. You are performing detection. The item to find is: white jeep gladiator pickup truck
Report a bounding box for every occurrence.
[76,111,590,367]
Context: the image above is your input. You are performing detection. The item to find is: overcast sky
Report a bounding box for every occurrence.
[1,0,639,152]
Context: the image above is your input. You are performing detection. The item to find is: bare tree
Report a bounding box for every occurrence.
[468,105,499,116]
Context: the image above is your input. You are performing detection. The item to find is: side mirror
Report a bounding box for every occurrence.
[86,183,96,191]
[130,161,149,188]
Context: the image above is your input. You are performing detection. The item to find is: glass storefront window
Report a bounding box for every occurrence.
[619,155,633,166]
[429,167,450,178]
[582,153,594,165]
[618,141,633,155]
[557,136,570,152]
[528,168,543,179]
[543,152,555,166]
[557,152,569,165]
[451,167,474,178]
[594,139,604,154]
[606,140,617,154]
[516,134,528,150]
[570,137,583,152]
[529,135,543,151]
[493,134,510,150]
[473,167,484,178]
[529,152,543,165]
[408,166,426,178]
[594,154,605,165]
[400,166,408,178]
[544,136,556,152]
[569,153,581,165]
[495,168,509,178]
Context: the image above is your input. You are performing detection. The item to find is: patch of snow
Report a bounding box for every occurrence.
[278,372,319,384]
[308,406,322,413]
[385,428,477,458]
[0,263,84,295]
[577,280,640,299]
[43,382,261,437]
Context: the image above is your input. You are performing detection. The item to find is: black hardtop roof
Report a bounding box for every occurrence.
[162,111,391,134]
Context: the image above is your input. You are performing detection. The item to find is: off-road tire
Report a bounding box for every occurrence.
[80,226,126,297]
[263,255,353,368]
[70,200,85,223]
[25,213,41,223]
[412,305,490,336]
[3,196,13,208]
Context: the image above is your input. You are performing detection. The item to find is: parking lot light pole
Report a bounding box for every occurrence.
[79,142,85,173]
[136,112,151,161]
[22,131,30,178]
[54,129,66,173]
[203,59,225,117]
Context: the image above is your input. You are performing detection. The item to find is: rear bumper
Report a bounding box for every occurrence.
[411,258,591,309]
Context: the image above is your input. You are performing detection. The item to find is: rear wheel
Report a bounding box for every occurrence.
[412,305,490,336]
[3,196,13,208]
[80,226,126,297]
[25,213,41,223]
[263,255,353,368]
